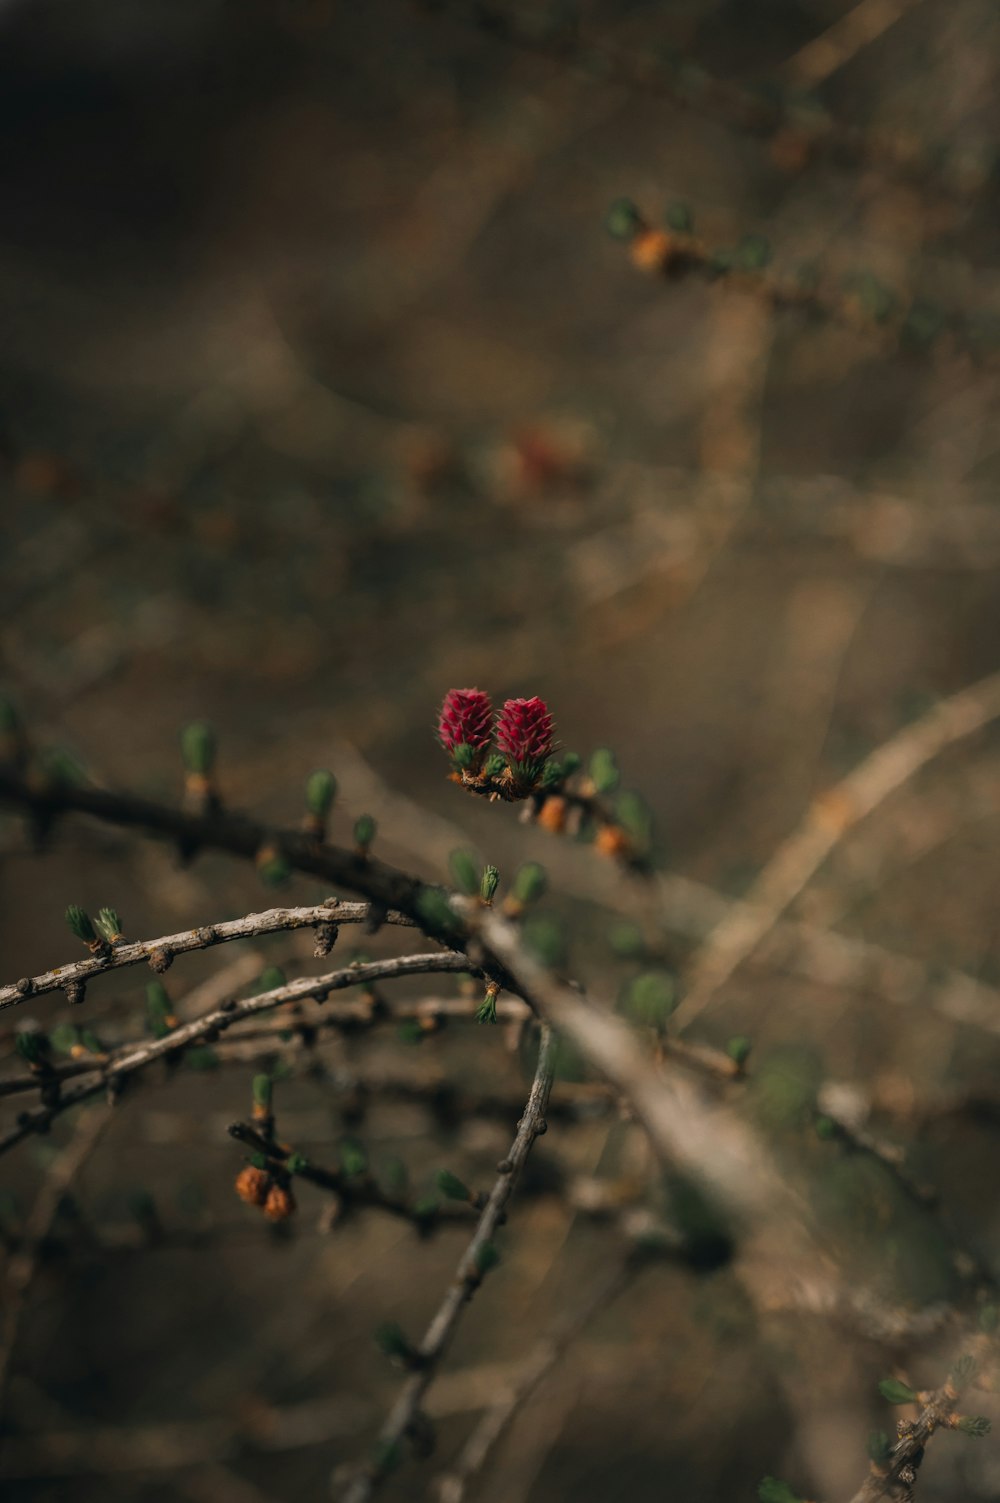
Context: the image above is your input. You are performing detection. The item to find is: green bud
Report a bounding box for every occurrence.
[286,1152,309,1175]
[15,1030,48,1065]
[608,921,646,959]
[666,201,693,233]
[413,1195,439,1222]
[415,885,460,934]
[375,1322,416,1363]
[957,1416,992,1438]
[79,1028,103,1054]
[511,862,547,907]
[476,990,499,1025]
[622,971,676,1028]
[474,1240,500,1275]
[50,1023,81,1055]
[867,1431,892,1465]
[181,721,215,776]
[252,1074,273,1110]
[605,198,642,241]
[725,1035,752,1068]
[256,966,287,995]
[95,907,124,944]
[480,865,500,904]
[250,1152,268,1171]
[588,747,619,794]
[340,1139,367,1176]
[484,752,507,778]
[814,1114,837,1140]
[737,233,772,270]
[448,848,480,897]
[523,915,566,969]
[615,791,653,848]
[257,851,291,886]
[305,768,337,818]
[65,905,97,944]
[398,1020,426,1045]
[353,813,376,851]
[561,751,582,777]
[878,1378,919,1405]
[41,747,86,786]
[757,1480,802,1503]
[435,1169,471,1202]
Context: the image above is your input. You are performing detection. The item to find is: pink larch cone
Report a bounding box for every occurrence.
[437,688,494,773]
[495,697,554,792]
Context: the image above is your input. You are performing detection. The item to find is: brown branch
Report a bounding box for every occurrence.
[0,901,416,1013]
[340,1024,558,1503]
[671,668,1000,1034]
[0,952,474,1156]
[423,1,992,199]
[847,1331,997,1502]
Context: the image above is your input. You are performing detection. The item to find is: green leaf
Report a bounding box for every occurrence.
[340,1139,367,1176]
[511,862,547,906]
[305,768,337,818]
[95,907,123,943]
[476,990,499,1025]
[448,848,480,897]
[665,201,693,233]
[353,813,376,851]
[608,921,646,959]
[435,1169,471,1202]
[737,233,772,270]
[50,1023,81,1055]
[725,1035,752,1067]
[65,905,96,944]
[878,1378,919,1405]
[588,747,619,794]
[475,1240,501,1275]
[15,1030,48,1065]
[252,1074,273,1109]
[180,721,215,776]
[957,1415,992,1438]
[757,1479,802,1503]
[605,198,642,241]
[622,971,676,1028]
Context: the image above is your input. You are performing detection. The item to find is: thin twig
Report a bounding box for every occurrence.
[341,1024,558,1503]
[0,953,473,1157]
[671,668,1000,1034]
[0,902,415,1012]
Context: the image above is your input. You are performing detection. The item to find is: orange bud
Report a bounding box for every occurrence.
[264,1183,296,1222]
[594,824,632,860]
[629,229,672,273]
[537,795,568,834]
[235,1165,270,1207]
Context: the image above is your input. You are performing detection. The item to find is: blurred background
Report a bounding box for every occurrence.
[2,1,1000,1500]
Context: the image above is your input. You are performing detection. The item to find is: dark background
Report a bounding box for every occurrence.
[2,2,1000,1500]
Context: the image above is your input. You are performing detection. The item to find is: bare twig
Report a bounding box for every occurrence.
[0,902,416,1013]
[0,953,473,1157]
[341,1025,558,1503]
[671,668,1000,1034]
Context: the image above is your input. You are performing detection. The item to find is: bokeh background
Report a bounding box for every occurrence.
[3,2,1000,1500]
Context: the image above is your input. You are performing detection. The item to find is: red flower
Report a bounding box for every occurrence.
[437,688,494,772]
[495,697,554,787]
